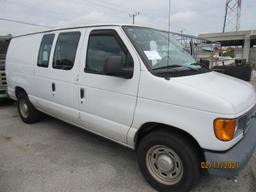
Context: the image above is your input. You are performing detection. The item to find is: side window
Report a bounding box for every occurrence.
[85,30,132,75]
[53,32,81,70]
[37,34,55,67]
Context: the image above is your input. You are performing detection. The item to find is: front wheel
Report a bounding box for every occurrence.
[137,130,200,192]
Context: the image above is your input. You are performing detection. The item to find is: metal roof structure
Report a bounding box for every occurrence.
[199,30,256,47]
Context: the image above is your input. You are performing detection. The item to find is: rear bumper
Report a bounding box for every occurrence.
[204,119,256,177]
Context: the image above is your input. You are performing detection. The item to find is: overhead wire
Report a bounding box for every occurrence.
[0,17,53,28]
[0,0,187,33]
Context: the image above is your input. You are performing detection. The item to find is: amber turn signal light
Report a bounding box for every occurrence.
[214,119,237,141]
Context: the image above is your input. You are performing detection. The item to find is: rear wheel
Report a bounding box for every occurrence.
[137,130,200,192]
[17,92,40,123]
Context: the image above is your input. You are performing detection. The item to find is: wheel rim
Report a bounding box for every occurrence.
[19,98,29,118]
[146,145,183,185]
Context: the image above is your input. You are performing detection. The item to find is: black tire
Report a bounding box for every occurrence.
[137,130,200,192]
[17,92,40,124]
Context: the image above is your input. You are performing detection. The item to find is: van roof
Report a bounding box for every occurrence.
[13,24,212,42]
[13,24,143,38]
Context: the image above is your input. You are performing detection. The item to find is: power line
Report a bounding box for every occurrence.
[0,0,186,33]
[2,0,67,20]
[95,0,138,15]
[87,0,128,15]
[0,17,53,28]
[88,0,144,23]
[95,0,184,32]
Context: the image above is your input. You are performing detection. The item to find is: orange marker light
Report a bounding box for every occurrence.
[214,119,237,141]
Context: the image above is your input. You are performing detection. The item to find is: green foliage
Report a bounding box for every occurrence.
[222,48,235,58]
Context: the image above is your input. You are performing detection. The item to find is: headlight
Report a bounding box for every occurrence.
[214,118,237,142]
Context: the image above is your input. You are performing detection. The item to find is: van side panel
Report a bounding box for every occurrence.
[6,34,42,103]
[34,29,84,125]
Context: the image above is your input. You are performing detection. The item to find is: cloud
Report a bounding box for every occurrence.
[171,11,200,32]
[57,11,120,28]
[0,0,255,36]
[172,11,199,24]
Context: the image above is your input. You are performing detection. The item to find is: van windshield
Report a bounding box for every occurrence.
[123,26,210,77]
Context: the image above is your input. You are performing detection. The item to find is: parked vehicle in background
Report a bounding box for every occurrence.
[5,25,256,192]
[0,35,11,99]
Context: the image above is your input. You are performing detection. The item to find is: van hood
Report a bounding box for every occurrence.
[173,71,256,114]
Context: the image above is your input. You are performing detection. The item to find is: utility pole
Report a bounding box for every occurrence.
[129,12,140,24]
[166,0,171,72]
[168,0,171,32]
[223,0,242,32]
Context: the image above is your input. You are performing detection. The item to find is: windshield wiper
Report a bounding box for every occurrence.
[153,64,200,72]
[190,62,211,70]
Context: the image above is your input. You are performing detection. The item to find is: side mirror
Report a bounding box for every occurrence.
[104,56,133,79]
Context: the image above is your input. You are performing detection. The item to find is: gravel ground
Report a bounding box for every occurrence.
[0,72,256,192]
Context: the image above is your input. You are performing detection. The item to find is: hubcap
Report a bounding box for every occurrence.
[19,98,29,118]
[157,154,174,172]
[146,145,183,185]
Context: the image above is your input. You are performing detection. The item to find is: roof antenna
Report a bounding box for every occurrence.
[165,0,171,80]
[168,0,171,40]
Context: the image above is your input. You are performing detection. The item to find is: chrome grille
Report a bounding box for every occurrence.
[0,64,6,87]
[238,105,256,135]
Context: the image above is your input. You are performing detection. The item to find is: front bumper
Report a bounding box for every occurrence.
[204,119,256,177]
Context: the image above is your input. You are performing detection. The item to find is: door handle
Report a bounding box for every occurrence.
[80,88,85,103]
[52,83,56,93]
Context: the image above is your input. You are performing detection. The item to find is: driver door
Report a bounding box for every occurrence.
[78,27,140,144]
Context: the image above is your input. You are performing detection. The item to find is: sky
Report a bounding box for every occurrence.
[0,0,255,36]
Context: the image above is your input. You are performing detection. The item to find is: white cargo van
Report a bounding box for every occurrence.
[6,25,256,192]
